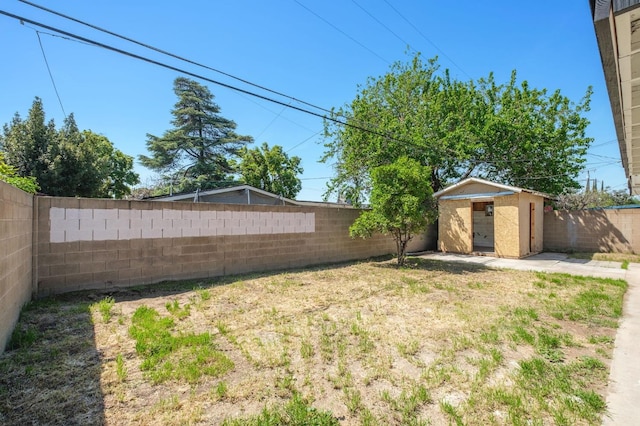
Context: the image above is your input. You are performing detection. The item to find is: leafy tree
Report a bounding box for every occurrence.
[238,142,303,198]
[1,98,139,198]
[0,152,38,194]
[554,188,639,210]
[139,77,253,193]
[323,54,592,204]
[349,157,437,266]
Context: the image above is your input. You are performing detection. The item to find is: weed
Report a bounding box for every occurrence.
[215,381,228,399]
[165,300,191,319]
[300,339,314,359]
[7,326,38,350]
[91,296,115,323]
[621,260,629,270]
[397,340,420,357]
[115,353,127,382]
[222,393,339,425]
[440,400,464,426]
[588,334,614,345]
[129,305,233,383]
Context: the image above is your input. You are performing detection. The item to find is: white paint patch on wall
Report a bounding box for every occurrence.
[49,208,315,243]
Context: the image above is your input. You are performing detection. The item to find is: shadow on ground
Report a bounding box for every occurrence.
[0,299,105,425]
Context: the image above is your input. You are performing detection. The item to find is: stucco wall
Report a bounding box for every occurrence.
[0,181,33,353]
[35,197,435,296]
[494,195,520,257]
[438,199,472,253]
[544,208,640,253]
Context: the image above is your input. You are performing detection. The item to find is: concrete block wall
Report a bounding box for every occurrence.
[36,197,435,296]
[544,208,640,253]
[472,211,494,248]
[0,181,33,353]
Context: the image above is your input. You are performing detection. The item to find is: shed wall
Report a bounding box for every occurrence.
[438,199,472,253]
[494,195,520,257]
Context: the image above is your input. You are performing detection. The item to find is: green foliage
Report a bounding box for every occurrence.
[238,142,303,198]
[91,296,116,323]
[222,393,339,426]
[139,77,253,193]
[1,98,139,197]
[323,54,592,201]
[128,305,233,383]
[350,157,437,265]
[0,152,38,193]
[7,326,38,351]
[554,187,639,210]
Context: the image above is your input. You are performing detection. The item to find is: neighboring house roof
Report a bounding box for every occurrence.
[433,178,553,201]
[151,184,354,208]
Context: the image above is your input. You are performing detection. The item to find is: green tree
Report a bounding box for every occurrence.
[349,157,437,266]
[238,142,303,198]
[323,54,592,204]
[139,77,253,193]
[554,187,639,210]
[0,152,38,194]
[1,98,139,198]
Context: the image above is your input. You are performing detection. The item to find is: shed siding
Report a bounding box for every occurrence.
[494,195,520,257]
[438,199,472,253]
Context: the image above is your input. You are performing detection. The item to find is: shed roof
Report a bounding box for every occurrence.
[433,178,552,200]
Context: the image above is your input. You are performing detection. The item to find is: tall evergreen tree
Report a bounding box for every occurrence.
[139,77,253,192]
[0,98,139,198]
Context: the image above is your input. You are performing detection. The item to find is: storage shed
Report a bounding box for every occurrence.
[434,178,549,258]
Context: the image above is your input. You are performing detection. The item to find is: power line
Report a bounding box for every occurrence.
[381,0,471,80]
[286,130,322,153]
[293,0,390,64]
[35,30,66,118]
[351,0,415,53]
[18,0,335,117]
[0,9,409,147]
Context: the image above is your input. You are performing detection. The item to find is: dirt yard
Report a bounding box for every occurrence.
[0,257,626,425]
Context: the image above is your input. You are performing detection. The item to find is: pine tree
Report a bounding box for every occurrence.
[139,77,253,192]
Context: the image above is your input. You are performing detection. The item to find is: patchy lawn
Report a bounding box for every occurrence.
[0,258,627,425]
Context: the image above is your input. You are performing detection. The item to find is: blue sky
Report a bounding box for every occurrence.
[0,0,625,200]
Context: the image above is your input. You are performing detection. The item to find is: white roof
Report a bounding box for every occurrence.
[433,177,552,199]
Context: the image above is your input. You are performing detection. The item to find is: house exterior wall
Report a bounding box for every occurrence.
[494,194,521,258]
[35,197,435,297]
[0,181,33,353]
[438,199,472,253]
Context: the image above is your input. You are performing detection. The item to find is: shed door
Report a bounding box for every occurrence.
[529,203,535,252]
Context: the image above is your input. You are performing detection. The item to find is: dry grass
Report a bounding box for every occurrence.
[0,257,626,425]
[568,252,640,264]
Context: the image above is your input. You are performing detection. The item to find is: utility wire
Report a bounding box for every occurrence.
[381,0,471,80]
[18,0,335,116]
[0,9,407,146]
[293,0,390,64]
[4,9,606,181]
[286,130,322,153]
[35,30,66,118]
[351,0,415,53]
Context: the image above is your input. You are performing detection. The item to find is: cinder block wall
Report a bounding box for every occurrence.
[544,208,640,253]
[0,181,33,353]
[36,197,435,296]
